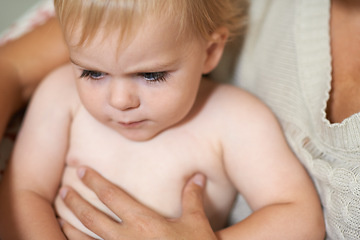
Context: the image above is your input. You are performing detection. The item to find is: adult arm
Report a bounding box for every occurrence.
[0,17,68,138]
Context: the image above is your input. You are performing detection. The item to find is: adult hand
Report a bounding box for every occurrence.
[60,167,217,240]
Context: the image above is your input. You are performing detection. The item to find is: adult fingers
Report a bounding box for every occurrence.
[61,220,95,240]
[62,169,217,240]
[178,173,217,240]
[181,173,207,218]
[76,167,149,219]
[59,186,121,239]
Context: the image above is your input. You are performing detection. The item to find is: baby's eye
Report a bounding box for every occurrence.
[80,70,106,80]
[140,72,167,82]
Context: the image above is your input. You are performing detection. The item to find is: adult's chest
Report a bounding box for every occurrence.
[327,0,360,123]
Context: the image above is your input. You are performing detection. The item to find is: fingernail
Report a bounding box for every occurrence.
[192,173,205,187]
[58,218,64,227]
[59,187,69,199]
[77,167,86,179]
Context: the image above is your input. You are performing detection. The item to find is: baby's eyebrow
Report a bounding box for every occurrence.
[69,58,82,67]
[69,56,180,74]
[126,59,180,73]
[70,57,101,71]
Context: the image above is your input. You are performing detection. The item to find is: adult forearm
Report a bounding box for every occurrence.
[0,17,69,98]
[0,17,68,139]
[0,189,66,240]
[0,59,23,138]
[216,202,325,240]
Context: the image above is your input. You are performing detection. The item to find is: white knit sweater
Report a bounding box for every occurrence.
[235,0,360,239]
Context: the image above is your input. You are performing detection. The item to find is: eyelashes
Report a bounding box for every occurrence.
[80,70,106,80]
[79,70,168,83]
[139,72,167,82]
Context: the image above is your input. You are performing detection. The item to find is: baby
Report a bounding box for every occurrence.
[0,0,324,239]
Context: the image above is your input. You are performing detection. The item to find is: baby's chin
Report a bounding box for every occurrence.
[113,127,166,142]
[121,132,160,142]
[106,118,183,142]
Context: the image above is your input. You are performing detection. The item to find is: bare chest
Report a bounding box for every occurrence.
[326,72,360,123]
[56,108,236,234]
[327,1,360,123]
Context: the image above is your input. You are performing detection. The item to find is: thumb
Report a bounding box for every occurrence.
[181,173,207,217]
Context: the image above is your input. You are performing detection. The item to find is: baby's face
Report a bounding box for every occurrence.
[66,16,210,141]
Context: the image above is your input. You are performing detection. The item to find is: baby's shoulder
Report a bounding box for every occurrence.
[34,63,80,111]
[38,63,77,93]
[201,80,275,124]
[199,80,283,152]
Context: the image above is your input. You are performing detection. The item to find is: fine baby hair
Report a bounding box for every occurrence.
[54,0,246,47]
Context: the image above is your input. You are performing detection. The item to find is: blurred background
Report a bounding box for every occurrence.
[0,0,41,33]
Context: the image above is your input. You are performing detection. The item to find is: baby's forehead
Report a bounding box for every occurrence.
[59,1,197,48]
[65,14,203,67]
[65,13,193,53]
[64,10,194,49]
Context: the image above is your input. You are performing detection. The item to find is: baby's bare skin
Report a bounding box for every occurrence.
[54,67,236,236]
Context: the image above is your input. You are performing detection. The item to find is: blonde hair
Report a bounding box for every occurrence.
[54,0,247,46]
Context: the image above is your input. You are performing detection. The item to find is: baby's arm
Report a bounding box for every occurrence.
[0,65,75,239]
[215,87,325,239]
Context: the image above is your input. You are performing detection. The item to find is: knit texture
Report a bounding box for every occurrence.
[235,0,360,239]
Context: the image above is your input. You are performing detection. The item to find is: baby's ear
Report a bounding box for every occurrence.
[202,27,229,74]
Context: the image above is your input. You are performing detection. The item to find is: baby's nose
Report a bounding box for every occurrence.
[108,80,140,111]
